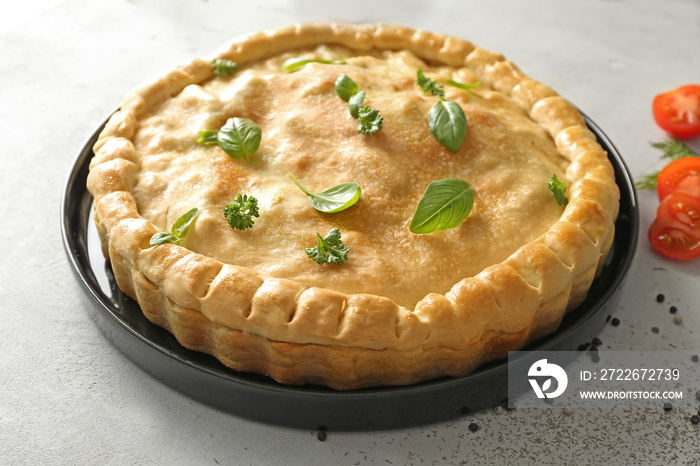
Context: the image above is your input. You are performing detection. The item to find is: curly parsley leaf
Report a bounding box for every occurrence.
[212,58,237,76]
[357,106,384,136]
[636,138,699,190]
[288,173,361,213]
[305,228,349,265]
[149,208,199,246]
[198,117,261,162]
[223,194,260,230]
[282,57,346,73]
[416,68,444,97]
[428,99,467,153]
[547,174,569,206]
[409,179,475,234]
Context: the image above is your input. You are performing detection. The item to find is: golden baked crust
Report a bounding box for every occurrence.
[87,23,619,389]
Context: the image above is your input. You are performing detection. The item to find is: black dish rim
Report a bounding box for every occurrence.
[61,110,639,427]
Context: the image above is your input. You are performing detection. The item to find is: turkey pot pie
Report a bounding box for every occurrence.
[87,23,619,390]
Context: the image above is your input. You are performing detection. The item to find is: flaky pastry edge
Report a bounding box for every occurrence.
[86,22,620,389]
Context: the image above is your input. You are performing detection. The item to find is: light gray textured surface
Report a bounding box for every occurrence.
[2,0,700,464]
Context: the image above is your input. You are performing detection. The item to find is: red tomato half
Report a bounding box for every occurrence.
[652,85,700,139]
[648,192,700,261]
[657,156,700,201]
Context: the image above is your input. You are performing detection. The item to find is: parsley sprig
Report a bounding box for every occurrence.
[547,174,568,206]
[636,138,699,190]
[306,228,349,265]
[416,69,445,97]
[356,106,384,136]
[223,194,260,230]
[334,74,384,136]
[212,58,237,76]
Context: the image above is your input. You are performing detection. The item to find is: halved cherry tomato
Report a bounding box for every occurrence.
[657,156,700,201]
[652,85,700,139]
[648,192,700,261]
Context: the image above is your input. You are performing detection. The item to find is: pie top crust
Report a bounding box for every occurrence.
[87,22,620,389]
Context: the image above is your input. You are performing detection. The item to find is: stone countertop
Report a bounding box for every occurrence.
[2,0,700,464]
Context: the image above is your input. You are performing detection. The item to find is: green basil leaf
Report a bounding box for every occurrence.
[282,57,346,73]
[289,173,361,213]
[149,207,199,247]
[171,207,199,239]
[447,79,480,91]
[216,117,261,162]
[149,232,179,246]
[428,99,467,153]
[335,74,359,101]
[348,90,365,118]
[409,179,475,234]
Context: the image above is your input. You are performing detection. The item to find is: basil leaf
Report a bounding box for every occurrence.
[428,99,467,153]
[348,90,365,118]
[149,207,199,246]
[171,207,199,239]
[289,173,361,213]
[216,117,261,162]
[149,232,179,246]
[282,57,346,73]
[447,79,480,91]
[409,179,475,234]
[335,74,359,101]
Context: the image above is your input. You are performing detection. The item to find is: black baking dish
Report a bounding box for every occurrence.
[61,111,638,430]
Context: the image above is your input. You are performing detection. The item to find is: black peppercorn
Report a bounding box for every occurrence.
[468,422,479,433]
[692,415,700,425]
[317,430,327,441]
[664,402,673,412]
[611,318,621,327]
[692,355,699,363]
[657,293,665,303]
[670,306,678,314]
[591,337,602,347]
